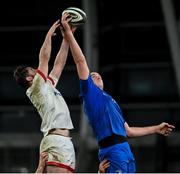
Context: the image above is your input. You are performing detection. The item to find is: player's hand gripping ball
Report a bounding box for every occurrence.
[62,7,87,26]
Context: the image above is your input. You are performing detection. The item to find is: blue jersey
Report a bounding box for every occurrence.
[80,75,126,141]
[80,75,136,173]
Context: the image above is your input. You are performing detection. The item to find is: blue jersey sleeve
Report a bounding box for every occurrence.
[80,75,104,120]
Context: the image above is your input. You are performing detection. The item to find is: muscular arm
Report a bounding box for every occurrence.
[38,20,60,76]
[68,32,89,80]
[124,122,175,138]
[49,38,69,82]
[61,13,89,80]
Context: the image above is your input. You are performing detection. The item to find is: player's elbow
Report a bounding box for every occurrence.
[75,56,86,65]
[124,122,134,138]
[126,129,134,138]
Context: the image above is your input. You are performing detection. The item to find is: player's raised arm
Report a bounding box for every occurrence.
[48,38,69,85]
[61,13,89,80]
[38,20,60,76]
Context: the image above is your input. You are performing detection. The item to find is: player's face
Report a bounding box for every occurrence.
[25,67,36,83]
[91,72,104,90]
[26,67,36,77]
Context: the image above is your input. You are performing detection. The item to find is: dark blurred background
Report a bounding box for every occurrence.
[0,0,180,172]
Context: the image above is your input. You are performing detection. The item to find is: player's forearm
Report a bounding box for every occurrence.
[39,35,52,62]
[128,125,158,137]
[35,166,44,174]
[67,33,89,79]
[54,39,69,69]
[67,32,86,65]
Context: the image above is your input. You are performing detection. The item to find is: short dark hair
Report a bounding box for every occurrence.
[13,66,29,88]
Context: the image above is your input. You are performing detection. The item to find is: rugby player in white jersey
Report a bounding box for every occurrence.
[14,20,76,173]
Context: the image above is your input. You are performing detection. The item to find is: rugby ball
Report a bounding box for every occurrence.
[62,7,87,26]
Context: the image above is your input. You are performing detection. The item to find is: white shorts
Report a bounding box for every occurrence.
[40,134,75,172]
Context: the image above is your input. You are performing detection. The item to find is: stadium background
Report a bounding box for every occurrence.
[0,0,179,172]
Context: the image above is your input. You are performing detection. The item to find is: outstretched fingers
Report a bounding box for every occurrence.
[47,19,60,37]
[167,123,175,129]
[40,151,48,163]
[99,159,110,173]
[163,123,175,136]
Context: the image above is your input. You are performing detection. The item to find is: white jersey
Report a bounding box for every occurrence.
[26,69,74,136]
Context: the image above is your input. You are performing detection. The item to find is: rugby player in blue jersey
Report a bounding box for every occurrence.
[61,13,175,173]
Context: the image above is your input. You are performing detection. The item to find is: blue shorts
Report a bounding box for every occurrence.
[99,143,136,173]
[106,160,136,173]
